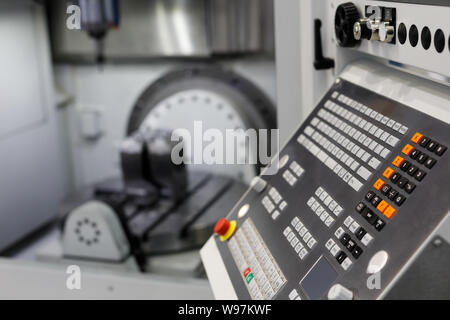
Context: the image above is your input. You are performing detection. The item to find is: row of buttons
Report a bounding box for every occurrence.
[306,186,344,228]
[356,200,387,230]
[307,197,335,228]
[407,148,437,169]
[282,170,297,186]
[311,115,378,178]
[392,156,427,182]
[379,172,407,204]
[322,102,398,157]
[332,91,408,135]
[262,190,288,221]
[284,218,317,260]
[325,238,352,270]
[289,161,305,177]
[229,219,286,300]
[289,217,318,250]
[341,215,375,243]
[315,110,388,172]
[315,187,344,216]
[411,132,447,156]
[282,159,305,186]
[365,189,398,219]
[298,132,364,192]
[381,168,416,197]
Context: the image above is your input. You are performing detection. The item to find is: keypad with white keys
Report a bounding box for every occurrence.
[263,188,288,221]
[282,160,305,186]
[335,92,408,135]
[228,219,287,300]
[298,133,364,192]
[306,186,344,228]
[284,217,318,260]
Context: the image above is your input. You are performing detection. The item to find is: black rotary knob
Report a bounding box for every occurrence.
[335,2,360,47]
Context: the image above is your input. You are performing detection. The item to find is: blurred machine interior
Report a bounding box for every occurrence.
[0,0,277,298]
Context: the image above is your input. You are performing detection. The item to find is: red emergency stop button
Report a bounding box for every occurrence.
[214,218,230,236]
[214,218,236,241]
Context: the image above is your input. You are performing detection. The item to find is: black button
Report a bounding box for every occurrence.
[427,140,438,152]
[417,153,428,164]
[410,149,420,160]
[421,26,431,50]
[419,137,430,148]
[374,218,386,231]
[362,208,378,225]
[340,233,350,246]
[435,144,447,156]
[398,23,407,45]
[355,202,366,213]
[394,194,406,206]
[352,246,363,259]
[409,24,419,47]
[371,195,382,207]
[425,157,436,169]
[355,227,367,240]
[407,165,418,176]
[388,188,399,200]
[365,191,375,201]
[414,169,426,182]
[434,29,445,53]
[336,251,347,264]
[346,239,356,252]
[381,184,391,195]
[400,161,411,172]
[397,177,409,189]
[404,182,416,194]
[390,172,401,183]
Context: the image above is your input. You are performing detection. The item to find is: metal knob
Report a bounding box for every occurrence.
[353,18,372,41]
[328,284,354,300]
[379,22,395,43]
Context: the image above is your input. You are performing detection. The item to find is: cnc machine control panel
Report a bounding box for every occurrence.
[201,76,450,300]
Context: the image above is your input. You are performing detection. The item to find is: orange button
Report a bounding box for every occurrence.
[377,200,389,213]
[402,144,414,156]
[392,156,405,167]
[411,132,424,144]
[383,206,397,219]
[373,179,385,191]
[383,167,395,179]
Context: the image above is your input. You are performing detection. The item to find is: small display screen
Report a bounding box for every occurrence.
[301,256,338,300]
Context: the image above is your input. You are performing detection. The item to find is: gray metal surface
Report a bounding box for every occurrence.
[384,236,450,300]
[49,0,274,60]
[205,77,450,299]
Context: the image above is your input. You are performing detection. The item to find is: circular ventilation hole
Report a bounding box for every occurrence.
[421,26,431,50]
[398,23,407,45]
[434,29,445,53]
[409,24,419,47]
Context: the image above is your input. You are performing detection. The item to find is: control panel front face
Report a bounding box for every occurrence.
[205,78,450,300]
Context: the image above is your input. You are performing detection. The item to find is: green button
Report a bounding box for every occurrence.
[246,273,254,284]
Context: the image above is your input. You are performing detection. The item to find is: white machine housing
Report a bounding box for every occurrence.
[275,0,450,144]
[62,201,130,262]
